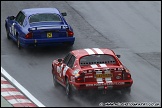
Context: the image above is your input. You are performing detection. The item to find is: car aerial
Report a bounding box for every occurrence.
[52,48,133,98]
[5,8,75,49]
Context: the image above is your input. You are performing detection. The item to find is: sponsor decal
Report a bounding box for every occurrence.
[71,76,75,82]
[116,75,121,79]
[86,82,124,87]
[85,76,93,78]
[73,69,80,75]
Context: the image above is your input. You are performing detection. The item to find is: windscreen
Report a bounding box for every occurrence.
[80,54,117,66]
[29,13,61,23]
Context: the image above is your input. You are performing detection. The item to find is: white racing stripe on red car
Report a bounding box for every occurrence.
[90,64,113,89]
[90,64,98,68]
[105,70,112,81]
[84,48,95,55]
[93,48,104,54]
[90,65,104,83]
[99,64,107,67]
[96,72,103,83]
[97,64,112,81]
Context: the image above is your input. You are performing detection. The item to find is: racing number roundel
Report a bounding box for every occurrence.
[10,23,16,36]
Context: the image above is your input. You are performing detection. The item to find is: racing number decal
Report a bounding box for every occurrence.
[63,66,69,76]
[56,65,69,78]
[57,64,63,77]
[10,24,16,36]
[47,32,52,38]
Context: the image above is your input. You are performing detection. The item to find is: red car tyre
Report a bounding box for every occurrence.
[65,78,73,99]
[53,74,59,87]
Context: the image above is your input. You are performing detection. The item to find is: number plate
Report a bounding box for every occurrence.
[47,32,52,38]
[96,74,112,78]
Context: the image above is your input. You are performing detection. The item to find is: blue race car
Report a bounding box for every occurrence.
[5,8,75,49]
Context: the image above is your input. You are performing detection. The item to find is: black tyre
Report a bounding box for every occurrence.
[68,42,74,46]
[17,37,21,49]
[65,78,73,99]
[6,28,11,40]
[53,74,59,87]
[64,42,74,47]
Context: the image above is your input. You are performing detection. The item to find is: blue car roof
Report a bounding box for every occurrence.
[22,8,60,16]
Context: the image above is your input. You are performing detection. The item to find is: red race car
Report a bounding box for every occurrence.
[52,48,133,98]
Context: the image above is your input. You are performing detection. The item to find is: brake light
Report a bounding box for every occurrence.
[25,32,32,39]
[123,73,131,80]
[76,77,82,81]
[127,74,131,78]
[75,73,85,83]
[122,69,131,80]
[67,29,74,37]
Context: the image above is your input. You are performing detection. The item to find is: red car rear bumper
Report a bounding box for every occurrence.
[70,79,133,91]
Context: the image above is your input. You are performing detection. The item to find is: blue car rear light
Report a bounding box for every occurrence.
[25,32,33,39]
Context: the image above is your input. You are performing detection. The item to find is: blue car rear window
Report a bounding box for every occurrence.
[29,13,61,23]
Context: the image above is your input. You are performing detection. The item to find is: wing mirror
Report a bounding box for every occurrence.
[58,58,63,63]
[9,16,15,20]
[61,12,67,16]
[116,55,121,58]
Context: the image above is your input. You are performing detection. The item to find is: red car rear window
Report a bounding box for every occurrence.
[80,54,117,66]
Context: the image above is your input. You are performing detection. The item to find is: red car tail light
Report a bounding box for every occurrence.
[67,29,74,37]
[127,74,131,78]
[123,72,131,80]
[25,32,32,39]
[75,73,85,83]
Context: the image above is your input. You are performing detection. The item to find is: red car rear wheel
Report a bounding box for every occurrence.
[65,78,73,99]
[53,74,59,87]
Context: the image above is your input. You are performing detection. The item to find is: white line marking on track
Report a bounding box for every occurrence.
[1,67,45,107]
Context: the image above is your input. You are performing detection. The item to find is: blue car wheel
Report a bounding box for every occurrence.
[17,37,21,49]
[6,27,11,40]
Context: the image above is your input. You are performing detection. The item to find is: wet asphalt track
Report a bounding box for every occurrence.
[1,1,161,107]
